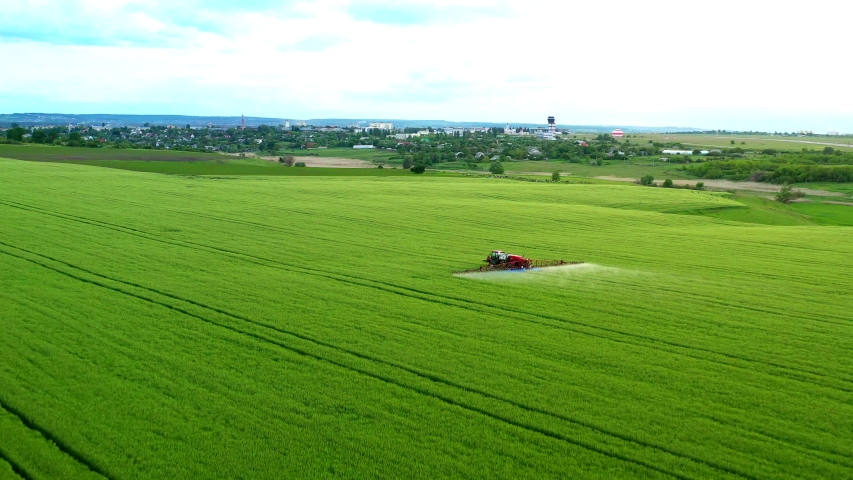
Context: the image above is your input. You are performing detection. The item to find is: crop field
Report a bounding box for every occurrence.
[282,147,400,162]
[1,158,852,479]
[0,146,413,176]
[481,159,692,179]
[679,195,853,226]
[0,145,215,162]
[624,134,853,153]
[34,160,416,176]
[793,182,853,196]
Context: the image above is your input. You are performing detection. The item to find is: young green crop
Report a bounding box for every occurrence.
[0,158,851,479]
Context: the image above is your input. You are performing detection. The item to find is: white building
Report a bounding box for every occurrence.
[369,122,394,130]
[353,145,375,149]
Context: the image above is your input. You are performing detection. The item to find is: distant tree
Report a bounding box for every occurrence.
[823,146,835,155]
[410,164,426,174]
[68,132,82,142]
[402,156,413,169]
[489,160,504,174]
[281,155,295,166]
[294,162,307,167]
[730,140,735,145]
[692,149,701,155]
[186,124,191,129]
[663,178,674,188]
[31,130,47,144]
[775,183,804,204]
[695,182,705,190]
[639,174,655,186]
[551,170,561,182]
[6,127,26,141]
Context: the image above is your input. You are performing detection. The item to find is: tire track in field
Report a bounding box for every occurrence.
[0,247,708,480]
[2,198,852,394]
[0,449,31,480]
[695,413,853,470]
[0,400,112,480]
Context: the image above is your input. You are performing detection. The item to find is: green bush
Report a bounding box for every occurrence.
[639,174,655,186]
[294,162,306,167]
[551,170,561,182]
[663,179,673,188]
[489,161,504,175]
[410,164,426,174]
[775,183,805,204]
[695,182,705,190]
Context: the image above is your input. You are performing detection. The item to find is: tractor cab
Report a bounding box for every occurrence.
[486,250,509,265]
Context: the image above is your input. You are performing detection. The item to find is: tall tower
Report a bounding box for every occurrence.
[548,116,556,136]
[241,114,245,130]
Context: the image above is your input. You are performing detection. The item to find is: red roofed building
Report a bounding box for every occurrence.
[611,129,624,138]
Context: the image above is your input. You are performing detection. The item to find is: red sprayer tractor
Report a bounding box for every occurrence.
[454,250,582,274]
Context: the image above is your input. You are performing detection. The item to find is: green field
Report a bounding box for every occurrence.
[676,195,853,226]
[622,133,853,153]
[793,182,853,196]
[0,144,216,162]
[1,158,852,479]
[449,159,693,180]
[285,147,400,162]
[0,145,413,176]
[40,159,416,176]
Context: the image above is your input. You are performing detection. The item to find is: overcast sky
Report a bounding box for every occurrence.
[1,0,850,132]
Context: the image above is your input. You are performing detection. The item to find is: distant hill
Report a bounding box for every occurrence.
[0,113,700,133]
[0,113,281,128]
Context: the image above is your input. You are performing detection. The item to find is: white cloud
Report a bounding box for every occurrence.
[0,0,851,132]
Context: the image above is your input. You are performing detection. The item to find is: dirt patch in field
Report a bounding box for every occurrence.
[231,152,374,168]
[595,176,845,197]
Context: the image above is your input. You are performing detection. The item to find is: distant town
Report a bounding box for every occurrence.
[1,115,847,164]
